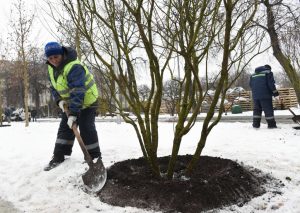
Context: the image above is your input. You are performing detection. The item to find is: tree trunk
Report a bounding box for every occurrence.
[186,0,232,174]
[167,128,184,179]
[264,0,300,103]
[0,86,3,126]
[22,54,30,127]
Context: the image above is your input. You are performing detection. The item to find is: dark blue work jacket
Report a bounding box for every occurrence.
[249,66,279,100]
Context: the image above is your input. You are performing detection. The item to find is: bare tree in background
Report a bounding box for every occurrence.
[276,71,292,88]
[258,0,300,103]
[9,0,35,127]
[0,40,4,125]
[137,84,151,111]
[230,68,252,90]
[29,47,48,110]
[162,79,180,116]
[0,56,3,125]
[1,60,24,108]
[42,0,96,60]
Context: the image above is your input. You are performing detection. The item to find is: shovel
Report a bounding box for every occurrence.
[288,108,300,129]
[65,106,107,192]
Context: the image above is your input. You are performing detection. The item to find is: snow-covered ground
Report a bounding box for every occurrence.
[0,110,300,213]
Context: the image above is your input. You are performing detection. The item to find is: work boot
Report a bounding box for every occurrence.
[252,118,261,128]
[44,154,65,171]
[267,119,277,129]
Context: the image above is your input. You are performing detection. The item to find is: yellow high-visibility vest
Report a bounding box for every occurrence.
[48,60,98,108]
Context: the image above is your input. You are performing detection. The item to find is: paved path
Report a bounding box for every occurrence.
[160,114,294,123]
[35,114,295,124]
[0,199,20,213]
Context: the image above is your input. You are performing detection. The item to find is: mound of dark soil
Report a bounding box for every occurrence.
[98,155,273,212]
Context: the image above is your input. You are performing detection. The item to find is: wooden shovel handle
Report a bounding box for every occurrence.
[288,108,296,116]
[72,125,93,164]
[63,104,93,165]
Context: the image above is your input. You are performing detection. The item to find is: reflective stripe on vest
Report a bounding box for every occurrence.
[48,60,98,108]
[252,73,266,78]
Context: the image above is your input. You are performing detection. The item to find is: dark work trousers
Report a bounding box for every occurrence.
[252,98,277,128]
[53,107,101,159]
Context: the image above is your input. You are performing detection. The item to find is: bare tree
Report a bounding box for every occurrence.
[28,47,48,110]
[276,70,292,88]
[0,57,3,125]
[9,0,35,127]
[230,68,252,90]
[0,41,4,125]
[162,79,180,116]
[159,0,263,177]
[259,0,300,103]
[2,61,24,108]
[57,0,262,179]
[137,84,151,102]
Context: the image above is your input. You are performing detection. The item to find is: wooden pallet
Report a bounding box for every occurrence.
[227,91,251,102]
[225,91,252,112]
[273,88,298,109]
[237,100,252,111]
[201,88,298,113]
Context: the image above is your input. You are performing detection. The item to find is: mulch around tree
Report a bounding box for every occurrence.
[98,155,282,213]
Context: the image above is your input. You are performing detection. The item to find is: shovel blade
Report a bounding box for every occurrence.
[82,158,107,193]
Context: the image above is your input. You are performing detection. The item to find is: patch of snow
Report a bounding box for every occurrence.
[0,109,299,212]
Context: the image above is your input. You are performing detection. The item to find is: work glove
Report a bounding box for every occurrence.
[67,115,77,129]
[58,100,67,112]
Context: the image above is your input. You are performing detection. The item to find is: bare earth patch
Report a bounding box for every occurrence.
[98,155,282,213]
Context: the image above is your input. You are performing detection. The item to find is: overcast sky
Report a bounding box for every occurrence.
[0,0,57,49]
[0,0,282,77]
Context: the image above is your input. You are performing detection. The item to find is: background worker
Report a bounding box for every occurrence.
[249,64,280,129]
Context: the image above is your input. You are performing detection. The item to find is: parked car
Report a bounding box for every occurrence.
[11,108,31,121]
